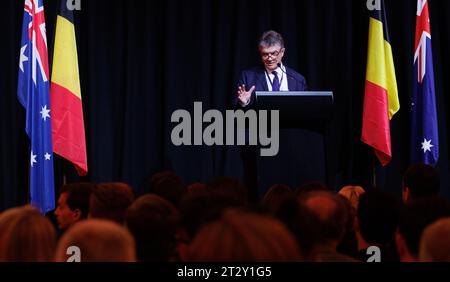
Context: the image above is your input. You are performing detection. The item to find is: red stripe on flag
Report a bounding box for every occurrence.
[361,80,392,166]
[50,82,88,176]
[414,2,431,52]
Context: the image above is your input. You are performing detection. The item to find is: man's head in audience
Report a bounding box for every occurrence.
[179,189,242,241]
[356,189,400,247]
[206,176,248,205]
[262,184,292,214]
[148,171,186,207]
[402,163,440,204]
[182,208,301,261]
[125,194,179,261]
[396,197,450,262]
[281,191,351,261]
[55,219,136,262]
[301,191,349,247]
[54,183,95,230]
[89,182,135,224]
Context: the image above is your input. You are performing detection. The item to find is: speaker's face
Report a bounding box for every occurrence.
[259,44,285,72]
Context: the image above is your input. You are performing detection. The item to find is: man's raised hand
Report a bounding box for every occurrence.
[237,84,255,105]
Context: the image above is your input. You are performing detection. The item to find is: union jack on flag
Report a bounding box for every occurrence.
[411,0,439,166]
[17,0,55,213]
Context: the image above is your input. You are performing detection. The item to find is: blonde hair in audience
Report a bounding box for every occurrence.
[338,185,365,211]
[0,205,56,262]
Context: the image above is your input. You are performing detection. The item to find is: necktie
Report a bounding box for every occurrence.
[272,70,280,91]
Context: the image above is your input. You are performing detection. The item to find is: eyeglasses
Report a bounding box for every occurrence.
[260,49,283,59]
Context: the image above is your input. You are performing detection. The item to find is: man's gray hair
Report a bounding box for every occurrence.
[258,30,285,48]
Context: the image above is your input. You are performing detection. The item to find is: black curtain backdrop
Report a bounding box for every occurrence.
[2,0,450,210]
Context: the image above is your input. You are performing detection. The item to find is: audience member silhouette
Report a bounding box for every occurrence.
[356,189,400,262]
[54,182,95,232]
[89,182,135,224]
[0,205,56,261]
[336,194,359,259]
[182,208,302,261]
[402,163,440,204]
[299,191,357,262]
[206,176,248,206]
[396,196,450,262]
[147,171,186,208]
[419,217,450,262]
[179,189,243,242]
[55,219,136,262]
[125,194,179,261]
[262,184,292,215]
[277,191,357,261]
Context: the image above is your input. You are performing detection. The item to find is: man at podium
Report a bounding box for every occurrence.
[233,30,326,200]
[235,30,307,107]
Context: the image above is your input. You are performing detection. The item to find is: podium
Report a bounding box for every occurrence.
[255,91,334,128]
[253,91,334,197]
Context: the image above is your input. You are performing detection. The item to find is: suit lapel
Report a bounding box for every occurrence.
[285,67,295,91]
[256,69,268,91]
[287,76,295,91]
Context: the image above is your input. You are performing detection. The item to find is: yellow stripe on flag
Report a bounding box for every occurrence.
[51,15,82,99]
[384,41,399,119]
[365,17,399,120]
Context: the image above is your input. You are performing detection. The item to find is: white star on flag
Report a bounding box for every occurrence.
[19,44,28,72]
[44,152,51,160]
[30,151,37,167]
[40,105,51,121]
[421,138,434,153]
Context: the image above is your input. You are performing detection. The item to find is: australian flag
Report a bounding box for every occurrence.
[17,0,55,213]
[411,0,439,166]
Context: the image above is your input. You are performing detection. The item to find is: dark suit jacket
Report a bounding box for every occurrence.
[233,66,307,108]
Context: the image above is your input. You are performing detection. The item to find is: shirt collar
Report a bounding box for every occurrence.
[270,63,285,76]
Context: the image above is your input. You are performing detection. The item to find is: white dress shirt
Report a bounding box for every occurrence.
[264,63,289,91]
[239,63,290,107]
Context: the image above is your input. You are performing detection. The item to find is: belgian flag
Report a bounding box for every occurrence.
[361,0,400,166]
[50,1,88,175]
